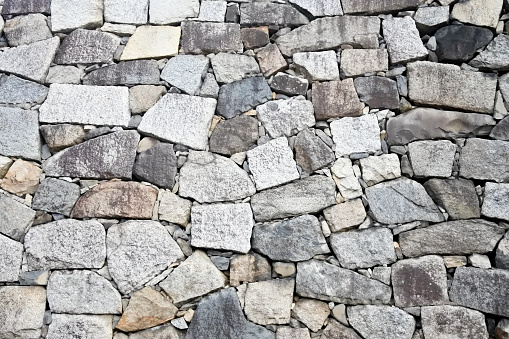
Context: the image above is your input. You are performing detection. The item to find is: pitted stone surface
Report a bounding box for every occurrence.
[54,29,120,65]
[0,107,41,161]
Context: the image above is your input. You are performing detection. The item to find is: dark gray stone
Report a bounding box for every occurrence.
[133,142,177,189]
[470,34,509,70]
[43,130,139,180]
[83,60,160,86]
[3,13,52,47]
[240,3,308,27]
[32,178,80,217]
[0,74,48,105]
[322,319,362,339]
[186,288,275,339]
[295,129,335,173]
[312,79,363,120]
[252,215,330,262]
[84,127,112,141]
[1,0,50,14]
[0,107,41,161]
[450,267,509,317]
[180,21,243,54]
[40,124,86,153]
[270,72,308,96]
[386,107,496,146]
[209,115,259,156]
[421,305,489,339]
[459,138,509,182]
[342,0,425,14]
[490,115,509,140]
[241,27,270,50]
[216,77,272,119]
[435,25,494,62]
[54,29,120,65]
[354,76,399,110]
[423,178,480,220]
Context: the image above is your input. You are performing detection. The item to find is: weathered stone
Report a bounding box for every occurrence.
[199,73,220,98]
[50,0,103,32]
[54,29,119,65]
[321,319,362,339]
[181,21,242,54]
[460,139,509,182]
[312,79,363,120]
[0,286,46,339]
[107,220,184,294]
[149,0,199,24]
[230,253,272,287]
[296,259,392,304]
[366,178,444,224]
[289,0,343,17]
[190,203,254,253]
[197,0,227,22]
[382,16,428,64]
[423,178,480,220]
[470,34,509,70]
[421,305,488,339]
[294,50,339,81]
[496,236,509,269]
[179,151,255,203]
[217,76,272,119]
[354,76,399,109]
[138,93,216,150]
[276,16,380,56]
[435,25,493,62]
[32,178,80,216]
[0,75,48,105]
[251,175,336,222]
[292,299,330,332]
[0,234,23,282]
[500,72,509,104]
[360,154,401,186]
[241,26,270,49]
[83,60,159,86]
[277,327,311,339]
[240,3,308,27]
[331,158,363,200]
[469,253,492,269]
[407,61,497,114]
[211,53,260,84]
[0,193,35,241]
[0,107,41,161]
[256,44,287,77]
[161,55,209,95]
[271,72,308,96]
[209,115,258,156]
[47,270,122,314]
[451,0,503,28]
[408,140,456,177]
[129,85,165,114]
[244,279,294,325]
[490,115,509,140]
[121,26,180,60]
[129,324,183,339]
[295,129,335,173]
[482,183,509,221]
[104,0,148,25]
[392,255,449,307]
[1,159,42,197]
[348,305,415,339]
[24,219,106,270]
[443,256,468,269]
[2,0,50,14]
[414,6,449,34]
[47,314,112,339]
[158,191,191,226]
[330,114,381,156]
[342,0,424,14]
[45,65,84,84]
[273,262,296,278]
[0,156,12,178]
[3,13,51,47]
[341,49,389,77]
[133,142,177,189]
[40,124,85,153]
[324,199,366,232]
[252,215,329,262]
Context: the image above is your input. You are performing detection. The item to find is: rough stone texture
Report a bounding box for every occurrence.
[230,254,271,287]
[24,219,106,270]
[216,76,272,119]
[247,137,299,190]
[120,26,181,60]
[500,73,509,104]
[277,327,311,339]
[0,74,48,105]
[107,220,184,294]
[392,255,449,307]
[241,27,270,50]
[296,260,392,304]
[47,314,112,339]
[0,286,46,339]
[324,199,366,232]
[342,0,424,14]
[47,270,122,314]
[240,3,308,27]
[421,305,489,339]
[348,305,416,339]
[0,107,41,161]
[50,0,103,32]
[128,324,183,339]
[251,176,336,222]
[288,0,343,17]
[360,154,401,186]
[32,178,80,216]
[179,151,255,203]
[2,0,50,14]
[435,25,493,62]
[54,29,120,65]
[3,13,51,47]
[1,159,42,196]
[354,76,399,110]
[0,156,12,178]
[382,16,428,64]
[321,319,362,339]
[490,115,509,140]
[0,234,23,282]
[40,84,130,127]
[252,215,329,262]
[312,79,363,120]
[399,219,504,257]
[149,0,199,24]
[470,34,509,70]
[158,190,191,226]
[295,129,335,173]
[330,114,381,156]
[0,193,36,241]
[271,72,309,96]
[460,139,509,182]
[40,124,85,153]
[330,228,396,269]
[292,299,330,332]
[211,53,260,84]
[43,130,139,180]
[161,55,209,95]
[414,6,449,34]
[198,0,227,22]
[450,267,509,317]
[83,60,160,86]
[104,0,148,25]
[71,181,158,219]
[160,251,227,305]
[451,0,503,28]
[386,107,496,145]
[133,142,177,189]
[180,21,242,54]
[244,279,295,325]
[408,140,456,177]
[138,93,216,151]
[209,115,258,156]
[190,203,254,253]
[293,51,339,81]
[496,236,509,269]
[423,178,481,220]
[129,85,165,114]
[482,182,509,221]
[45,65,84,84]
[407,61,497,114]
[341,49,389,77]
[0,36,59,83]
[256,44,287,77]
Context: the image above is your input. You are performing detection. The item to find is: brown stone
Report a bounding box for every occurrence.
[256,44,287,77]
[229,253,272,287]
[0,159,42,196]
[312,79,363,120]
[292,298,330,332]
[241,26,270,49]
[71,181,158,219]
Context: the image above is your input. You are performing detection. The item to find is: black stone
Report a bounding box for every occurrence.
[209,115,258,156]
[354,76,399,110]
[225,3,240,23]
[83,60,160,86]
[1,0,50,14]
[270,72,308,96]
[216,77,272,119]
[241,27,270,50]
[435,25,494,62]
[490,115,509,140]
[54,29,120,65]
[133,142,177,189]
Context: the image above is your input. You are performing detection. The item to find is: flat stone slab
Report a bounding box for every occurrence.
[271,72,308,96]
[158,190,192,226]
[120,26,181,60]
[133,142,177,189]
[54,29,120,65]
[32,178,80,216]
[0,74,48,105]
[408,140,456,178]
[359,154,401,186]
[482,182,509,221]
[211,53,260,84]
[83,60,160,86]
[0,193,36,241]
[209,114,259,156]
[348,305,416,339]
[470,34,509,70]
[229,253,271,287]
[0,234,23,282]
[354,76,399,109]
[421,305,489,339]
[160,55,209,95]
[47,314,112,339]
[240,3,308,27]
[342,0,424,14]
[104,0,148,25]
[295,129,335,173]
[0,107,41,161]
[451,0,503,28]
[50,0,103,32]
[324,198,366,232]
[330,114,381,156]
[382,16,428,64]
[341,49,389,77]
[180,21,242,54]
[459,138,509,182]
[312,79,363,120]
[288,0,343,16]
[2,0,50,14]
[244,279,295,325]
[294,50,339,81]
[149,0,199,24]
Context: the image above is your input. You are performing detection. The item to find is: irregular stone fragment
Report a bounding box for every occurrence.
[107,220,184,294]
[181,21,242,54]
[47,270,122,314]
[0,234,23,282]
[292,299,330,332]
[392,255,449,307]
[386,107,496,145]
[324,199,366,232]
[271,72,308,96]
[251,176,336,222]
[1,159,42,196]
[149,0,199,24]
[230,253,271,287]
[83,60,160,86]
[216,76,272,119]
[190,203,254,253]
[129,324,183,339]
[341,49,389,77]
[496,236,509,269]
[240,3,308,27]
[54,29,120,65]
[179,151,255,203]
[382,16,428,64]
[129,85,166,114]
[24,219,106,270]
[295,129,335,173]
[451,0,503,28]
[342,0,424,14]
[32,178,80,216]
[408,140,456,177]
[0,75,48,105]
[331,158,363,200]
[2,0,50,14]
[294,50,339,81]
[277,327,311,339]
[40,124,85,153]
[160,251,227,305]
[296,259,392,304]
[244,279,294,325]
[209,115,258,156]
[0,193,35,240]
[45,65,83,84]
[500,72,509,103]
[423,178,480,220]
[211,53,260,84]
[413,6,449,34]
[158,191,191,226]
[460,139,509,182]
[138,94,216,150]
[256,44,287,77]
[360,154,401,186]
[330,114,381,156]
[321,319,362,339]
[288,0,343,17]
[435,25,493,62]
[407,61,497,114]
[0,107,41,161]
[121,26,181,60]
[47,314,112,339]
[421,305,488,339]
[312,79,363,120]
[3,13,51,47]
[354,76,399,109]
[241,26,270,49]
[50,0,103,32]
[133,142,177,189]
[0,286,46,339]
[0,156,12,178]
[366,178,444,224]
[348,305,415,339]
[490,115,509,140]
[482,183,509,221]
[199,73,220,98]
[470,34,509,70]
[161,55,209,95]
[104,0,148,25]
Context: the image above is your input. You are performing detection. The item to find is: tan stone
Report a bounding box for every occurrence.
[0,159,42,196]
[120,26,181,60]
[324,199,366,232]
[158,190,192,226]
[312,79,363,120]
[256,44,287,77]
[229,253,271,287]
[292,298,330,332]
[273,262,296,278]
[129,85,166,115]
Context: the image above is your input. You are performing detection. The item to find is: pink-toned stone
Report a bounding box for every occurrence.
[0,159,42,196]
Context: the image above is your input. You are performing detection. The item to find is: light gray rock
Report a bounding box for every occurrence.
[32,178,80,216]
[120,26,180,60]
[421,305,488,339]
[251,175,336,222]
[198,0,227,22]
[277,327,311,339]
[296,260,392,304]
[104,0,148,24]
[341,49,389,77]
[0,74,48,104]
[0,156,12,178]
[408,140,456,178]
[138,94,216,150]
[331,158,363,200]
[179,151,255,203]
[324,199,366,232]
[0,36,59,83]
[47,270,122,314]
[496,236,509,269]
[414,6,449,33]
[244,279,295,325]
[330,228,396,269]
[0,107,41,161]
[451,0,503,28]
[54,29,120,65]
[24,219,106,270]
[292,298,330,332]
[312,78,363,120]
[247,137,299,191]
[50,0,103,32]
[158,190,192,226]
[129,85,166,114]
[149,0,199,24]
[190,203,254,253]
[482,182,509,221]
[47,314,112,339]
[342,0,425,14]
[199,73,220,98]
[348,306,415,339]
[0,234,23,282]
[83,60,160,86]
[382,16,428,64]
[294,50,339,81]
[3,13,52,47]
[330,114,381,156]
[160,250,227,306]
[0,193,35,241]
[470,34,509,70]
[129,324,183,339]
[295,129,335,173]
[180,21,242,54]
[366,178,445,224]
[360,154,401,186]
[45,65,83,84]
[500,72,509,103]
[460,139,509,182]
[252,215,329,262]
[161,55,209,95]
[240,3,308,27]
[211,53,260,84]
[288,0,343,16]
[407,61,497,114]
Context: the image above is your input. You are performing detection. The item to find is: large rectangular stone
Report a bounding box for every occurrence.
[181,21,243,54]
[459,138,509,182]
[342,0,425,14]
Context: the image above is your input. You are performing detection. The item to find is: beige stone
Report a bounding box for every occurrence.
[0,159,42,196]
[292,298,330,332]
[273,262,296,278]
[129,85,166,114]
[341,49,389,77]
[256,44,287,77]
[121,26,181,60]
[230,253,271,287]
[451,0,503,28]
[324,199,366,232]
[443,256,467,268]
[312,79,363,120]
[244,279,295,325]
[158,190,192,226]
